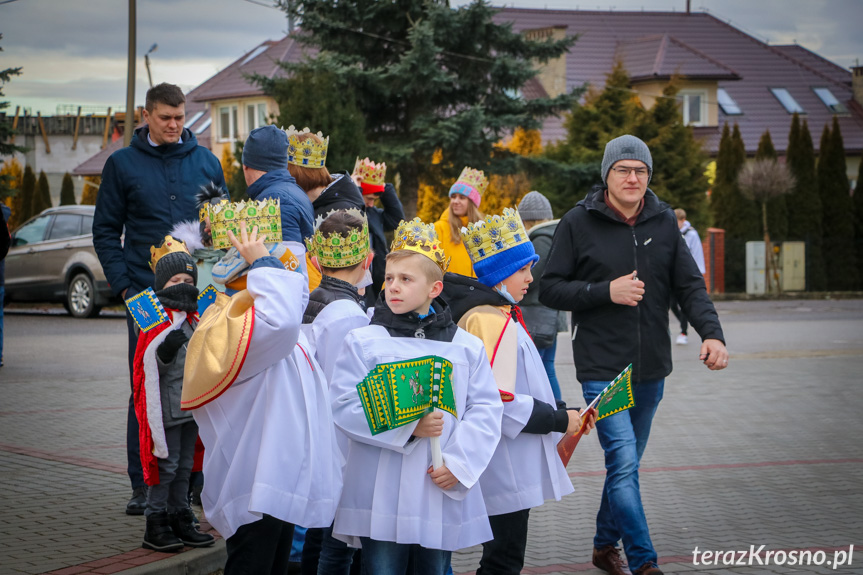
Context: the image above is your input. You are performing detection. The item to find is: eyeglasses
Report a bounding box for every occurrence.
[610,166,649,179]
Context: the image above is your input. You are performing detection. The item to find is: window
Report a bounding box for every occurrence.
[13,215,51,246]
[770,88,804,114]
[813,87,846,114]
[184,110,204,129]
[47,214,83,240]
[241,45,269,66]
[246,103,268,133]
[677,90,707,126]
[717,88,742,115]
[219,105,238,141]
[195,117,212,135]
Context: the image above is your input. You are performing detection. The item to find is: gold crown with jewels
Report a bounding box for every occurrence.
[353,157,387,187]
[461,208,530,264]
[286,125,329,168]
[390,218,450,273]
[453,166,489,195]
[149,235,192,271]
[305,208,371,269]
[201,198,282,250]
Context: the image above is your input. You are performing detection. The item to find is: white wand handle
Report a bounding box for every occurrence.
[431,436,443,470]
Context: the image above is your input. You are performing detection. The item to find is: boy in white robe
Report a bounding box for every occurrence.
[445,208,595,574]
[300,209,373,574]
[329,219,503,575]
[181,223,341,575]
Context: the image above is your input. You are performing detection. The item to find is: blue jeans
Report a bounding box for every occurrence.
[359,537,450,575]
[536,337,562,401]
[582,379,664,571]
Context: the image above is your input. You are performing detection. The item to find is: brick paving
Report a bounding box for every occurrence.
[1,300,862,574]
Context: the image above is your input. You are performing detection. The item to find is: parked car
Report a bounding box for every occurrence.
[4,205,120,318]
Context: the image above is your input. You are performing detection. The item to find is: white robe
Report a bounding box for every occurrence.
[478,318,574,516]
[192,266,341,540]
[329,325,504,551]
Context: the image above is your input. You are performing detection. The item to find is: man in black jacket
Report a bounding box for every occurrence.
[540,135,728,575]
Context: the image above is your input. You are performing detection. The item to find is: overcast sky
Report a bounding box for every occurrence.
[1,0,861,115]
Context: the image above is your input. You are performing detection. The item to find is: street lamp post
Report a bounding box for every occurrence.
[123,0,136,148]
[145,43,158,88]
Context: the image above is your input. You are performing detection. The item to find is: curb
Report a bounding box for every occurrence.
[118,541,226,575]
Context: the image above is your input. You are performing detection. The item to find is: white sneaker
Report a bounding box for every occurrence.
[676,333,688,345]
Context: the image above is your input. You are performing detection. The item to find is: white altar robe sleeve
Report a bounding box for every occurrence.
[438,331,503,498]
[330,330,421,454]
[234,267,308,382]
[309,299,370,382]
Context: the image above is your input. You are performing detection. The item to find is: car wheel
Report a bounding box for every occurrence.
[67,273,101,318]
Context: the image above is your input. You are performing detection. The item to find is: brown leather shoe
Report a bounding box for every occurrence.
[632,563,664,575]
[592,546,632,575]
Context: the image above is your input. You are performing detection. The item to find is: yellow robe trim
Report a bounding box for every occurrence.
[458,305,517,402]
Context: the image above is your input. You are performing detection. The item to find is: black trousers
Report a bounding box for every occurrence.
[669,296,689,335]
[476,509,531,575]
[225,514,295,575]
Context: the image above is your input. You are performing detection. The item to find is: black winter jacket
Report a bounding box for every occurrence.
[302,275,365,324]
[539,186,724,383]
[371,291,458,343]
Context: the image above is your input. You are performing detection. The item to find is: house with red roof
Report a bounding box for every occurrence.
[74,7,863,186]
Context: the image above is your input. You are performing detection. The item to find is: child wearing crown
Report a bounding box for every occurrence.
[133,237,215,552]
[442,208,596,574]
[180,223,341,575]
[328,219,504,574]
[299,209,373,573]
[434,166,487,278]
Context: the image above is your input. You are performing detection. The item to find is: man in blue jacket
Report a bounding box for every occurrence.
[93,82,225,515]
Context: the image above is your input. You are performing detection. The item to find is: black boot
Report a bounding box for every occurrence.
[170,508,215,548]
[143,511,184,552]
[126,486,147,516]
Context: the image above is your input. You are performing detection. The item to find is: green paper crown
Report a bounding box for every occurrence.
[305,208,371,268]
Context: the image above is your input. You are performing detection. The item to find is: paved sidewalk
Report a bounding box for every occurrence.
[1,299,862,574]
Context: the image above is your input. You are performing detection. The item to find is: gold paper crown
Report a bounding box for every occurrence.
[203,198,282,250]
[390,218,450,273]
[305,208,371,269]
[150,236,192,271]
[461,208,531,264]
[286,125,329,168]
[453,166,489,195]
[352,157,387,187]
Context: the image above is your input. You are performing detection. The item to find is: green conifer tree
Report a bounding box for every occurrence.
[20,165,36,222]
[60,172,76,206]
[785,115,824,290]
[853,158,863,288]
[755,130,788,242]
[711,123,758,291]
[33,170,52,215]
[818,118,857,290]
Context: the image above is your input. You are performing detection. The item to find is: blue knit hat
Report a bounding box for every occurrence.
[461,208,539,287]
[242,125,288,172]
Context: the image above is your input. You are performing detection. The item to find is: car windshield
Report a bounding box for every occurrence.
[14,215,52,246]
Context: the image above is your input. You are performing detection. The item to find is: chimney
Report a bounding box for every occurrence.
[853,66,863,107]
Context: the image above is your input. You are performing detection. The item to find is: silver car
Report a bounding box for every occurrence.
[4,205,119,317]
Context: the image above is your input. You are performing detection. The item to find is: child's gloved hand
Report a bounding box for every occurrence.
[157,330,189,364]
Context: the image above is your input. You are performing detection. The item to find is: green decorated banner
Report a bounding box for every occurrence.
[358,356,457,435]
[589,363,635,421]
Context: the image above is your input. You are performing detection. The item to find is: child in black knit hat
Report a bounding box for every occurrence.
[132,236,215,552]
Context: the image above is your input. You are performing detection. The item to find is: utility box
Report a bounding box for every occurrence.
[780,241,806,291]
[746,241,806,294]
[746,241,767,294]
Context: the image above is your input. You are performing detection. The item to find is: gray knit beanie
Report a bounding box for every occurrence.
[517,191,553,221]
[243,125,288,172]
[601,135,653,185]
[154,251,198,291]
